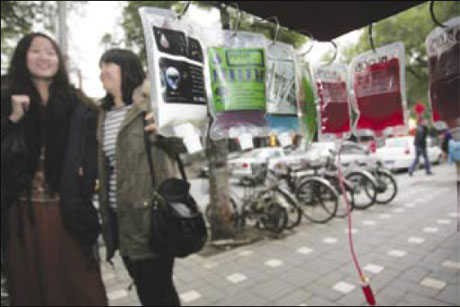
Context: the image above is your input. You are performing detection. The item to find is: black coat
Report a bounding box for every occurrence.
[414,125,428,148]
[59,102,100,256]
[1,86,100,255]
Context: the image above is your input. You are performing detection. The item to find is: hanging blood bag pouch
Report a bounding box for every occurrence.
[313,63,351,140]
[139,7,207,153]
[265,41,301,147]
[426,17,460,130]
[204,30,268,142]
[350,42,408,136]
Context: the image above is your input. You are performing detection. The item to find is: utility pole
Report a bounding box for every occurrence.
[57,1,68,63]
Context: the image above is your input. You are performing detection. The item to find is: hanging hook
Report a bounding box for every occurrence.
[324,41,338,66]
[176,1,192,20]
[430,1,447,28]
[227,3,241,37]
[369,23,377,53]
[266,16,281,45]
[296,29,315,57]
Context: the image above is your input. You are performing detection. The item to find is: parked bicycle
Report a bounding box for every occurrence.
[267,162,339,224]
[327,149,379,211]
[368,162,398,204]
[205,181,295,234]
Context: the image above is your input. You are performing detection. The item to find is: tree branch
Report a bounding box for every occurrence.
[406,66,424,80]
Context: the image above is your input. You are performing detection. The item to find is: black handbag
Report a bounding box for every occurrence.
[143,128,208,258]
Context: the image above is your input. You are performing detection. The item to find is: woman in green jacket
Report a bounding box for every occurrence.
[97,49,184,306]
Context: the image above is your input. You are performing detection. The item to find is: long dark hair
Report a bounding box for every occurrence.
[99,49,145,110]
[8,33,70,96]
[4,32,78,192]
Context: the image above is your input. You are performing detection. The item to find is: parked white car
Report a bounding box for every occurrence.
[229,147,288,181]
[376,136,443,171]
[268,142,382,171]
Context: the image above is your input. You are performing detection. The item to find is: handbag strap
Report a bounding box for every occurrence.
[143,118,188,188]
[175,152,188,182]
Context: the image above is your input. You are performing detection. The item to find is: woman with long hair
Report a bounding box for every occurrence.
[0,33,107,306]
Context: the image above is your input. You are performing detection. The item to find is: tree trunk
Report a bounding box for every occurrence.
[207,5,237,241]
[207,138,236,240]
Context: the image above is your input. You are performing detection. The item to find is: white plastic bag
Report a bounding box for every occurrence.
[139,7,208,153]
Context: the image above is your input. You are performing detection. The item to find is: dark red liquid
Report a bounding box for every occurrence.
[317,81,351,134]
[354,58,405,132]
[429,43,460,128]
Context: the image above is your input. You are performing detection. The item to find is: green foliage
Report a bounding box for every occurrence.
[1,1,45,68]
[1,1,87,71]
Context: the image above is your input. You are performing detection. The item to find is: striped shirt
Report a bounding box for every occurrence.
[103,105,132,209]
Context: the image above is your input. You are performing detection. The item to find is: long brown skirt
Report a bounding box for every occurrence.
[5,200,108,306]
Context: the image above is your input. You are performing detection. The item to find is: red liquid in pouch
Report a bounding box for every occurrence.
[429,42,460,128]
[354,58,405,132]
[318,81,351,134]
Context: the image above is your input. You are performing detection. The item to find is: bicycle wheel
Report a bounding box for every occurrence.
[261,201,289,234]
[296,179,338,224]
[270,188,302,230]
[328,176,355,218]
[374,170,398,204]
[346,172,377,210]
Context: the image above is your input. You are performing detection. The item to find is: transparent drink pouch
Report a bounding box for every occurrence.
[426,16,460,130]
[313,63,351,141]
[265,41,301,147]
[350,42,408,137]
[204,30,269,146]
[139,7,208,153]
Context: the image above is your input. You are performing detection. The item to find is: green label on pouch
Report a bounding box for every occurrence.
[208,48,266,112]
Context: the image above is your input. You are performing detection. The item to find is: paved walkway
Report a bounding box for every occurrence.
[101,163,459,306]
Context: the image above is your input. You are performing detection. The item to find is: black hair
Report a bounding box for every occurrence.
[99,49,145,109]
[8,32,70,97]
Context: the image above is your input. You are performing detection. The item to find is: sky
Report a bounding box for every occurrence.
[66,1,362,99]
[67,1,126,98]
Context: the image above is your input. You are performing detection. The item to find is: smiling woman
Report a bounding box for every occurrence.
[27,36,60,80]
[1,32,108,306]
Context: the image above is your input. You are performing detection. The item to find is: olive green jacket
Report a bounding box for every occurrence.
[97,83,185,261]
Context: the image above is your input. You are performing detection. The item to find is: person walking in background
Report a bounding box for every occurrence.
[408,119,433,176]
[441,129,453,162]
